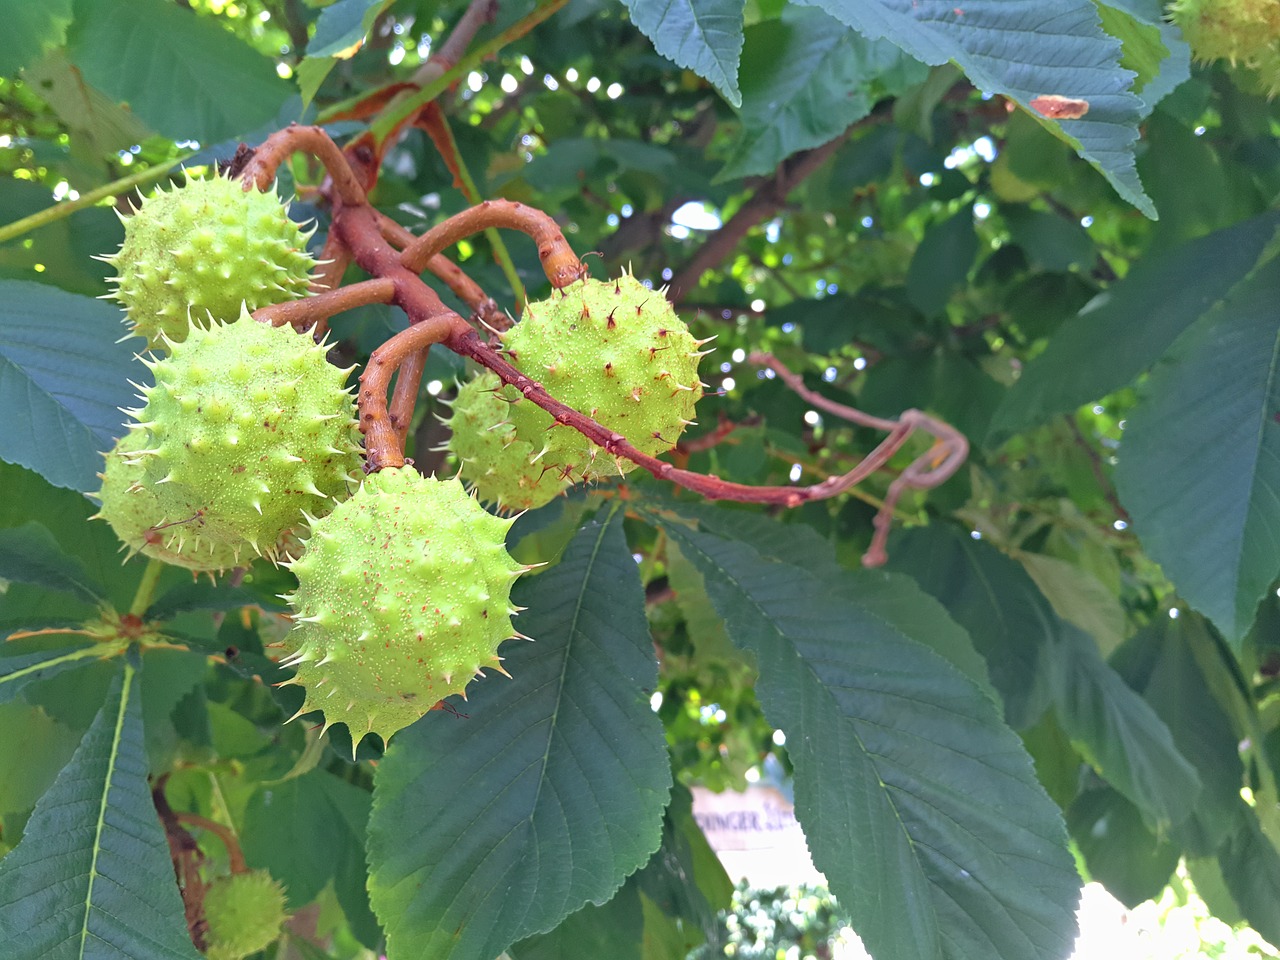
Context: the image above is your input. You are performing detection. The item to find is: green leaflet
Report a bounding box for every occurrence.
[367,510,672,960]
[621,0,744,107]
[67,0,290,143]
[804,0,1154,216]
[0,280,143,494]
[0,658,200,959]
[662,521,1080,960]
[1115,255,1280,642]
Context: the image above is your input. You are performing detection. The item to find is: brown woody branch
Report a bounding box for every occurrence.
[240,124,367,206]
[399,198,585,287]
[231,125,967,558]
[374,210,507,328]
[669,131,855,301]
[252,277,396,331]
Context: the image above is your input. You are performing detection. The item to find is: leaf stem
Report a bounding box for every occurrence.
[0,158,184,245]
[128,559,166,618]
[332,0,570,140]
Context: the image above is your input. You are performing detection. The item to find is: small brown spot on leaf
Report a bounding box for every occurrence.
[1030,95,1089,120]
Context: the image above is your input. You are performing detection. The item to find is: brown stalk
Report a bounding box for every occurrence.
[228,124,967,559]
[399,198,584,287]
[252,277,396,331]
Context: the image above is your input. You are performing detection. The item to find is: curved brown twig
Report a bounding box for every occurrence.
[399,199,584,287]
[239,124,369,207]
[374,210,507,330]
[748,352,969,566]
[252,277,396,332]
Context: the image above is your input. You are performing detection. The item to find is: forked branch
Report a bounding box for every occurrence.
[232,126,968,561]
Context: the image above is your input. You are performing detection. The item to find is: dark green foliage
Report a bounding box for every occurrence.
[3,2,1280,958]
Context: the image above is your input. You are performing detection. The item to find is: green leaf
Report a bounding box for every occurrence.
[0,659,201,960]
[242,770,371,909]
[367,510,672,960]
[0,701,81,818]
[0,641,104,706]
[887,526,1057,728]
[1218,799,1280,946]
[906,208,978,316]
[66,0,291,143]
[721,7,923,180]
[1110,615,1244,857]
[1067,786,1179,907]
[0,280,144,493]
[0,522,106,604]
[1018,551,1126,657]
[1052,622,1200,830]
[1002,206,1095,273]
[663,522,1080,960]
[509,883,644,960]
[846,567,1000,706]
[0,462,154,611]
[1115,256,1280,641]
[308,0,395,57]
[621,0,745,108]
[632,782,733,946]
[802,0,1154,216]
[21,50,152,156]
[988,210,1280,442]
[1096,1,1190,115]
[144,580,267,623]
[890,526,1200,828]
[0,0,73,75]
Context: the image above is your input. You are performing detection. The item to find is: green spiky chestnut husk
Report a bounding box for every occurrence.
[103,174,316,348]
[201,869,288,960]
[127,313,362,563]
[94,429,243,573]
[500,274,705,483]
[446,371,573,512]
[1169,0,1280,94]
[280,467,528,748]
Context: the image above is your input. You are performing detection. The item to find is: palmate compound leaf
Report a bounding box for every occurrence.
[1115,254,1280,643]
[658,521,1081,960]
[0,658,201,960]
[802,0,1154,217]
[367,508,672,960]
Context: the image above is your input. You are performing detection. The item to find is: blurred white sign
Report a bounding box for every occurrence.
[690,785,824,887]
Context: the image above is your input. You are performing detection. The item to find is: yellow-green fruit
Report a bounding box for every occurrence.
[127,313,362,563]
[501,274,706,483]
[280,468,528,748]
[94,429,242,572]
[1170,0,1280,94]
[202,869,287,960]
[102,174,316,348]
[446,371,573,512]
